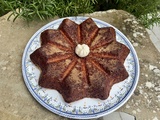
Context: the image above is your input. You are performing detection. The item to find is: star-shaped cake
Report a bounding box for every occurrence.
[30,18,130,103]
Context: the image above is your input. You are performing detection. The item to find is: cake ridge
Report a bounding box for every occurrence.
[88,58,109,76]
[90,52,118,59]
[90,40,112,50]
[61,57,78,81]
[47,42,72,52]
[90,27,116,50]
[59,30,75,48]
[85,27,98,45]
[47,53,73,63]
[41,29,73,50]
[81,59,91,86]
[80,18,99,45]
[59,19,80,46]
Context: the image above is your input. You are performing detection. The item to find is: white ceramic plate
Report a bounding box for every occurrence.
[22,17,140,119]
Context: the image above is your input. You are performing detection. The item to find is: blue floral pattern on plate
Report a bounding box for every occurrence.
[22,17,140,119]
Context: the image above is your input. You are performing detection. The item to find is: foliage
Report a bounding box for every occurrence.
[0,0,160,28]
[0,0,9,16]
[0,0,96,21]
[96,0,160,28]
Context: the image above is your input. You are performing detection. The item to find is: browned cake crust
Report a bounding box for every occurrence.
[30,18,130,103]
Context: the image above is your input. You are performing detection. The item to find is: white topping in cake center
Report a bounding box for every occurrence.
[75,44,90,57]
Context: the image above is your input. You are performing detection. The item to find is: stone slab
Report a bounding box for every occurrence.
[0,10,160,120]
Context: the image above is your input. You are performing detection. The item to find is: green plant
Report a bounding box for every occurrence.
[1,0,97,21]
[0,0,10,16]
[1,0,160,28]
[96,0,160,28]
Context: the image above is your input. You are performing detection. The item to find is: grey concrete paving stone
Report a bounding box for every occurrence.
[81,112,135,120]
[151,25,160,40]
[147,24,160,52]
[101,112,135,120]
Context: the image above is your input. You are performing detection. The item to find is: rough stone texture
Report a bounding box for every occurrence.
[0,10,160,120]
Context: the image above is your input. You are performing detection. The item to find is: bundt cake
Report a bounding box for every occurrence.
[30,18,130,103]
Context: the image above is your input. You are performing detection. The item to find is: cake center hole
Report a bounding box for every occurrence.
[75,44,90,57]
